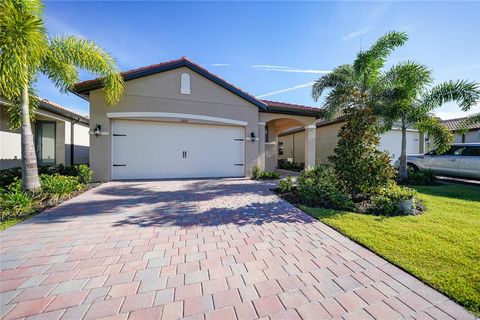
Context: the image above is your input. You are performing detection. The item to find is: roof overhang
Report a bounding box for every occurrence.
[0,96,89,125]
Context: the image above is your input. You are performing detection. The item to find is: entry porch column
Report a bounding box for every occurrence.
[258,122,266,170]
[304,124,316,168]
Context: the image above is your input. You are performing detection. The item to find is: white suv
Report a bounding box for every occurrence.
[394,143,480,179]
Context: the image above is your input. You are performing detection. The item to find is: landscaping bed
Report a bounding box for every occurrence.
[279,179,480,315]
[0,165,97,230]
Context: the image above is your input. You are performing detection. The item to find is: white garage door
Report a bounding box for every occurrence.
[380,130,420,164]
[112,120,245,179]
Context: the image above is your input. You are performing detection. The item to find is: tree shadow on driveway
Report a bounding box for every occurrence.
[11,179,313,228]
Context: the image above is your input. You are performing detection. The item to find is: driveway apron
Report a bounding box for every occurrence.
[0,179,474,319]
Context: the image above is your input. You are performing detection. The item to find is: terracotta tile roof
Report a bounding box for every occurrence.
[39,99,89,123]
[261,100,323,114]
[442,117,480,131]
[1,96,89,124]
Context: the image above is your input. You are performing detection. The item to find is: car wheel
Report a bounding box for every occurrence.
[407,164,418,173]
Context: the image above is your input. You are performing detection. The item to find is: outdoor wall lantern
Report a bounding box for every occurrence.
[250,132,256,141]
[94,124,102,136]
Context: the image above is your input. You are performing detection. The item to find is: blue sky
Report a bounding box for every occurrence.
[40,1,480,119]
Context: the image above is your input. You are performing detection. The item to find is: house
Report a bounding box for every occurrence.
[0,97,90,169]
[72,57,424,181]
[278,116,425,166]
[442,116,480,143]
[72,57,321,181]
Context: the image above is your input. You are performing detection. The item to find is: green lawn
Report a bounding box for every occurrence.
[301,184,480,315]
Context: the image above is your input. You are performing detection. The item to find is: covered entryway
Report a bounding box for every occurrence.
[111,119,244,179]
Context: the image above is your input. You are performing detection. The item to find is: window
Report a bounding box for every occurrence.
[428,145,466,156]
[462,146,480,156]
[180,73,191,94]
[278,141,284,156]
[441,146,465,156]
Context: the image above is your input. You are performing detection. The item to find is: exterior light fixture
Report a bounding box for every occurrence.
[94,124,102,136]
[250,132,256,141]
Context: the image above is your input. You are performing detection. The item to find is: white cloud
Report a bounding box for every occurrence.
[342,26,374,41]
[210,63,230,67]
[435,107,478,120]
[257,82,315,98]
[252,65,331,74]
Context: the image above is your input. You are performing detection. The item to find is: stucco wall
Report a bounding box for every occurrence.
[88,67,259,181]
[0,107,22,169]
[316,123,343,164]
[453,130,480,143]
[1,106,89,169]
[280,122,422,166]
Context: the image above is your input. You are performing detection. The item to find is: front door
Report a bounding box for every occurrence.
[35,121,56,166]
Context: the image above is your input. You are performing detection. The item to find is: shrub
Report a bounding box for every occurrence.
[1,164,93,188]
[0,179,36,221]
[0,167,22,188]
[251,165,261,180]
[297,165,354,210]
[371,184,417,215]
[329,107,395,198]
[75,164,93,184]
[278,161,304,172]
[279,176,294,192]
[404,170,437,186]
[259,171,280,180]
[41,174,84,203]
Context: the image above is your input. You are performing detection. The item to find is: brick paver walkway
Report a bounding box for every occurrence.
[0,179,475,320]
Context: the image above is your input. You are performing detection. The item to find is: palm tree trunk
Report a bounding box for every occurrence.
[20,85,41,192]
[399,119,408,182]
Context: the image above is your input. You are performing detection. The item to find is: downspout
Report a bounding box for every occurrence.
[292,132,295,163]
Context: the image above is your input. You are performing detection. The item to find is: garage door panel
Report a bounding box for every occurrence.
[380,130,420,164]
[112,120,244,179]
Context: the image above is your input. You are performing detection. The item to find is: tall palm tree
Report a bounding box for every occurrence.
[0,0,124,192]
[375,62,480,181]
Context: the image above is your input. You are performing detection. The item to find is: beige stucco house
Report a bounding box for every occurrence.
[278,117,426,166]
[0,98,90,169]
[73,57,321,181]
[442,117,480,144]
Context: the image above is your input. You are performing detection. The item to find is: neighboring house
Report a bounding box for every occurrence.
[442,116,480,143]
[72,57,320,181]
[0,97,90,170]
[278,117,425,166]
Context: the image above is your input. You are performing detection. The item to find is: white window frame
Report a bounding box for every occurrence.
[180,73,191,94]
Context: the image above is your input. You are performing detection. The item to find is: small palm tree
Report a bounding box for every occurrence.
[376,62,480,181]
[0,0,124,192]
[312,31,408,197]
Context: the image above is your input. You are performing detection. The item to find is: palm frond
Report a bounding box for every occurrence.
[415,115,453,154]
[41,53,79,93]
[381,61,432,93]
[0,0,47,100]
[46,35,124,105]
[322,86,354,120]
[419,80,480,113]
[312,64,354,101]
[353,31,408,88]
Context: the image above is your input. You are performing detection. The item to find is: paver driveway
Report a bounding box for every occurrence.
[0,179,474,320]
